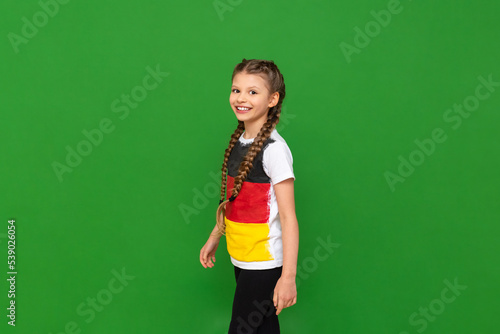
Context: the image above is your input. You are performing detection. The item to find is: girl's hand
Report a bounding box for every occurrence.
[200,236,220,268]
[273,276,297,315]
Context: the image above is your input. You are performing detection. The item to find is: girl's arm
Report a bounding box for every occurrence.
[200,224,222,268]
[273,178,299,315]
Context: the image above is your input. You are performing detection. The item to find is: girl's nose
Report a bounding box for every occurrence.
[237,93,247,103]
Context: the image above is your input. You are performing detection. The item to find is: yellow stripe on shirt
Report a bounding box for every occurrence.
[225,216,274,262]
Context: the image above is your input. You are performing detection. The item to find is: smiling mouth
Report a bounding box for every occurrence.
[236,106,252,113]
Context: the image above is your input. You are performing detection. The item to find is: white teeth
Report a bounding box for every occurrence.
[237,107,250,111]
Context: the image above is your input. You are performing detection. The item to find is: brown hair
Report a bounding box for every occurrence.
[215,58,286,235]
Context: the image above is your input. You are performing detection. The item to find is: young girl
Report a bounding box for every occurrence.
[200,58,299,334]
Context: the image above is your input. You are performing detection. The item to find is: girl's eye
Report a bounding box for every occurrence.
[231,89,257,94]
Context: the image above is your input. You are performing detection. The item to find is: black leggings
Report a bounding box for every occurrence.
[228,265,282,334]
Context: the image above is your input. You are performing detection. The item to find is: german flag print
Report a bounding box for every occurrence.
[223,129,295,269]
[225,175,274,262]
[224,136,276,263]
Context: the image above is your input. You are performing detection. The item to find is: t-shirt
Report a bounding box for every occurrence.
[224,128,295,270]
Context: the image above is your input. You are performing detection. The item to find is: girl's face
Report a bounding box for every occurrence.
[230,71,278,126]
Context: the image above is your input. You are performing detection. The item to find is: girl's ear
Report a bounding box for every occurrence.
[268,92,279,108]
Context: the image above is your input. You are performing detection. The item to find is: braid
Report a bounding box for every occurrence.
[215,58,286,236]
[214,121,244,236]
[220,121,245,202]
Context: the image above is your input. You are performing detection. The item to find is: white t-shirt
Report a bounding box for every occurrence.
[224,128,295,270]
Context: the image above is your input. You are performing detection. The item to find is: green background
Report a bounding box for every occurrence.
[1,0,499,333]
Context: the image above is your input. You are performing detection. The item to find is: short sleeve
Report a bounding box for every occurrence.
[263,141,295,185]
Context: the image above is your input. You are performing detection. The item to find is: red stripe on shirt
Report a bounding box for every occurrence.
[226,175,271,224]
